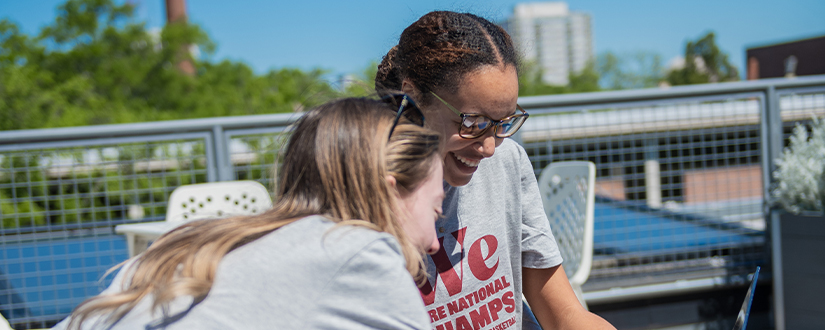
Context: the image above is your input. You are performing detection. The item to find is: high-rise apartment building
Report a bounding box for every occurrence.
[501,2,593,86]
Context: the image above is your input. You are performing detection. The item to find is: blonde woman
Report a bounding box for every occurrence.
[54,97,443,329]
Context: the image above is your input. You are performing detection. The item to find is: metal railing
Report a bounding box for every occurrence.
[514,75,825,304]
[0,114,299,328]
[1,75,824,328]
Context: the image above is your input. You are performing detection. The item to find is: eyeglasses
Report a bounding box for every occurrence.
[382,94,425,140]
[430,92,529,139]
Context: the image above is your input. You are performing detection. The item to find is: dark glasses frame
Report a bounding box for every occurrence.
[382,94,425,140]
[430,92,529,139]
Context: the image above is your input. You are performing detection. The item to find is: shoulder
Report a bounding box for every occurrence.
[500,138,526,154]
[502,139,530,157]
[479,139,530,171]
[468,139,532,186]
[233,215,403,267]
[262,215,397,246]
[493,139,528,161]
[304,218,410,292]
[313,230,428,329]
[317,218,404,260]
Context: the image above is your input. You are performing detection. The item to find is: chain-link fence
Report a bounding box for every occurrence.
[515,78,825,305]
[522,94,768,296]
[0,115,298,328]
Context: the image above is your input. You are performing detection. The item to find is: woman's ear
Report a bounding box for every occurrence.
[401,79,424,108]
[385,175,397,190]
[401,78,416,96]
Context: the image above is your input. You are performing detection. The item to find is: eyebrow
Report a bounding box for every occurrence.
[476,103,520,119]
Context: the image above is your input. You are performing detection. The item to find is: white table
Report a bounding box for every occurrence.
[115,221,184,257]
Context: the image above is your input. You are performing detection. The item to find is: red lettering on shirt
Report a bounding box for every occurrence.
[421,227,518,329]
[502,291,516,313]
[429,309,440,323]
[431,276,517,330]
[484,281,496,298]
[478,288,487,301]
[469,304,492,329]
[456,315,473,330]
[487,298,504,321]
[464,293,475,307]
[420,228,467,305]
[467,235,499,281]
[491,316,517,330]
[457,297,469,312]
[436,305,447,320]
[435,322,454,330]
[447,299,460,315]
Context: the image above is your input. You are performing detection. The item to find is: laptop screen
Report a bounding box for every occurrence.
[732,266,760,330]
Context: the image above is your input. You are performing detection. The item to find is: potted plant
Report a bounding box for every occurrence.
[770,117,825,329]
[772,117,825,214]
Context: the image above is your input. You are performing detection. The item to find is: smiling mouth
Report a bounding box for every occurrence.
[453,153,480,167]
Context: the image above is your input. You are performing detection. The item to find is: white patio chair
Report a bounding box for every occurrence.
[0,313,12,330]
[537,161,596,309]
[116,180,273,257]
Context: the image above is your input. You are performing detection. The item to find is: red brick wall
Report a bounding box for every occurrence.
[683,165,763,204]
[596,178,626,201]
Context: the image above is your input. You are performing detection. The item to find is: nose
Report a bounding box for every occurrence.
[426,235,441,255]
[475,130,498,158]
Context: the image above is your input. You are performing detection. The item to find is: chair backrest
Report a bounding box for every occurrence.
[0,312,12,330]
[165,180,273,223]
[537,161,596,287]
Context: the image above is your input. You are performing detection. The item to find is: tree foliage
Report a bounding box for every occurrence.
[518,59,600,97]
[598,51,664,90]
[667,32,739,86]
[340,61,379,97]
[518,32,741,94]
[0,145,208,228]
[0,0,340,131]
[518,50,667,96]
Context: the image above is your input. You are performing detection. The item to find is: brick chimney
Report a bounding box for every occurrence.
[166,0,195,75]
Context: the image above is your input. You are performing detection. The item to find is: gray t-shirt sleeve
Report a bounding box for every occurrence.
[513,141,563,269]
[312,237,431,330]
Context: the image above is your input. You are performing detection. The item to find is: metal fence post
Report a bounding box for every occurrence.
[766,86,784,183]
[212,125,232,182]
[771,210,786,330]
[763,85,786,330]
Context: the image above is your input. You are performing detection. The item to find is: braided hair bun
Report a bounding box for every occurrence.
[375,11,518,103]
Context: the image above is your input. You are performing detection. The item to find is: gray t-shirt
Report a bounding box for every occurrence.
[54,216,430,330]
[419,139,562,330]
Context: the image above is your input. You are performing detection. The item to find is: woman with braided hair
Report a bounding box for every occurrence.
[376,11,615,330]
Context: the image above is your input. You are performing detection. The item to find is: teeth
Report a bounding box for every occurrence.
[454,154,480,167]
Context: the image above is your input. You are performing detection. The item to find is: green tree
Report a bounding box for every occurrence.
[341,61,379,97]
[568,61,601,93]
[667,32,739,86]
[0,0,340,131]
[598,51,664,90]
[518,59,600,96]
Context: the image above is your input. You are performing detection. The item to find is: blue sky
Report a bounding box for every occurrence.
[3,0,824,80]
